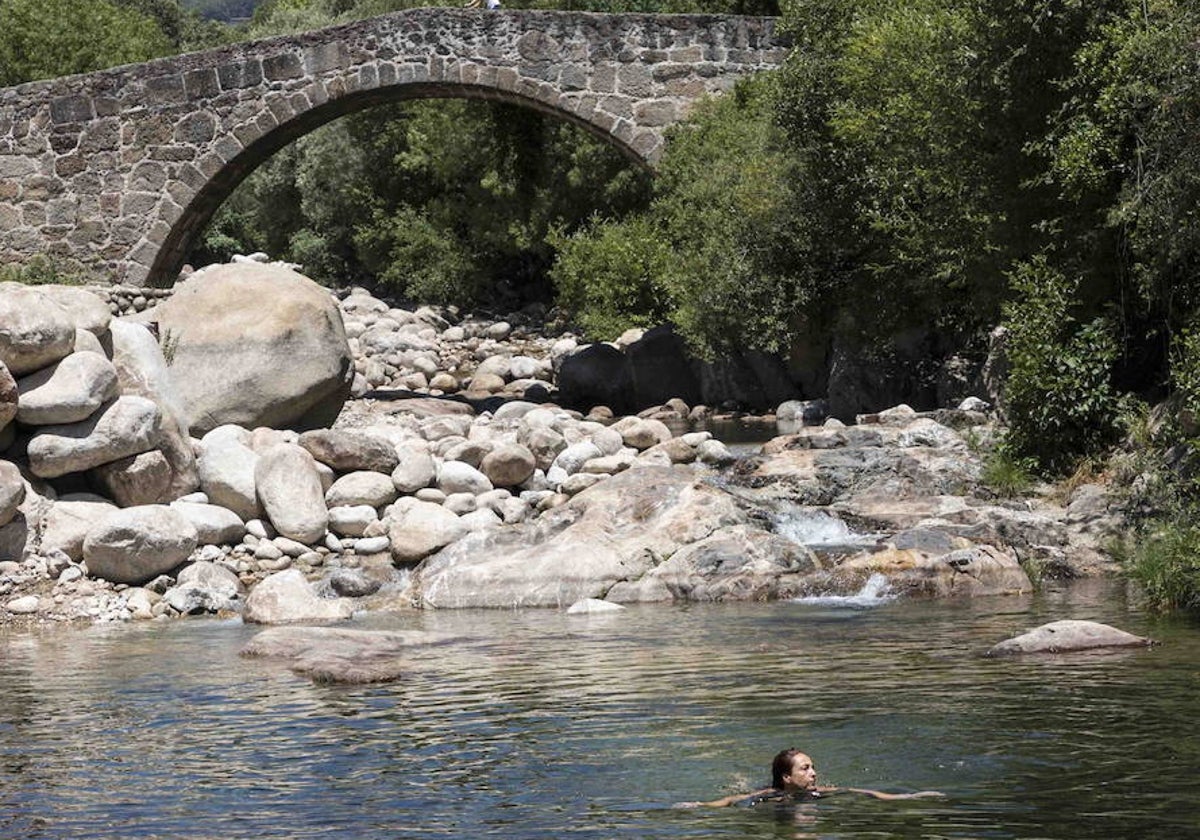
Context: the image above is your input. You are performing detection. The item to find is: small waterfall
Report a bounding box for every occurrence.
[770,504,880,553]
[773,508,856,545]
[790,573,896,608]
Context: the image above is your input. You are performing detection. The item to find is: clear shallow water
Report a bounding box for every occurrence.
[2,580,1199,840]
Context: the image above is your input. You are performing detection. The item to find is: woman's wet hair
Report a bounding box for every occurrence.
[772,748,804,789]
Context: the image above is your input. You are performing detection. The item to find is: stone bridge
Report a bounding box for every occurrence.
[0,8,786,286]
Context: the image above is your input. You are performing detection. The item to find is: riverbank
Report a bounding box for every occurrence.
[0,262,1127,625]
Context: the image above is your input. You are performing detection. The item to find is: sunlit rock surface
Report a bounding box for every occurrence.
[985,620,1156,656]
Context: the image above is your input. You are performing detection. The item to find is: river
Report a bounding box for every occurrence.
[2,579,1197,839]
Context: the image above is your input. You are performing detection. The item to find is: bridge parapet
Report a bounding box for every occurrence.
[0,9,787,285]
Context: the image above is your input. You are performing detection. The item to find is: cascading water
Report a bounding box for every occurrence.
[769,504,880,554]
[772,508,857,546]
[789,572,896,608]
[770,503,893,606]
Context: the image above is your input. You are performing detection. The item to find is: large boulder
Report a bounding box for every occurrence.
[16,351,119,425]
[255,443,328,544]
[196,426,259,520]
[386,498,468,564]
[695,350,800,412]
[109,319,199,501]
[169,501,246,545]
[985,620,1156,656]
[606,525,817,603]
[0,460,23,527]
[242,568,353,625]
[82,504,198,585]
[826,330,938,420]
[37,286,112,336]
[0,284,75,376]
[89,449,174,507]
[625,325,702,410]
[39,498,117,561]
[0,361,17,431]
[26,395,161,479]
[299,428,399,474]
[154,263,353,435]
[557,343,633,414]
[411,465,748,608]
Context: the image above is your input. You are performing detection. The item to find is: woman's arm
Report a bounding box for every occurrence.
[821,786,944,801]
[676,787,777,808]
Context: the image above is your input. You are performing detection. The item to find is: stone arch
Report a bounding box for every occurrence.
[148,78,655,286]
[0,9,788,285]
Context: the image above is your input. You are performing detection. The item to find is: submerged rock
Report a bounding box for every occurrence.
[239,625,463,683]
[985,620,1156,656]
[566,598,625,614]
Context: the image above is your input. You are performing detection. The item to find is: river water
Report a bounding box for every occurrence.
[2,579,1197,839]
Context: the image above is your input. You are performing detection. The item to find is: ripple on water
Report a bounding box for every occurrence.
[1,580,1198,839]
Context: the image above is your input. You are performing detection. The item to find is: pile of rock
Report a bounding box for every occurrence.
[0,265,745,624]
[83,283,172,317]
[338,285,565,401]
[2,261,1123,627]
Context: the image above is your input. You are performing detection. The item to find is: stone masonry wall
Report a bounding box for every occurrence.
[0,9,787,286]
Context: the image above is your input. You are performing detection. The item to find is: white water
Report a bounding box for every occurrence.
[773,508,857,545]
[790,572,896,608]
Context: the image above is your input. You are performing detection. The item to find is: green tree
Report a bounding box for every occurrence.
[0,0,172,86]
[115,0,233,50]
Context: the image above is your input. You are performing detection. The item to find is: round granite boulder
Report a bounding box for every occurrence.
[154,263,354,435]
[82,505,198,585]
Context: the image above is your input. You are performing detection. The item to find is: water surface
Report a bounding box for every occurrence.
[2,580,1197,839]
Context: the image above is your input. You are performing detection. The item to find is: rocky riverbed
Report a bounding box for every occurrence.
[0,258,1125,626]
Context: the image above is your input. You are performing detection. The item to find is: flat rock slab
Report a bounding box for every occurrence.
[985,619,1156,656]
[239,625,465,684]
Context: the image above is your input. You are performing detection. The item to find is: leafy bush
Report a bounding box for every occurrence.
[980,447,1035,499]
[1001,256,1125,474]
[549,215,673,340]
[0,0,172,86]
[354,206,475,303]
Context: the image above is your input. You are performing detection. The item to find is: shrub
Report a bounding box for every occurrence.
[1123,520,1200,611]
[548,214,673,341]
[980,447,1035,499]
[0,255,90,286]
[1001,256,1124,474]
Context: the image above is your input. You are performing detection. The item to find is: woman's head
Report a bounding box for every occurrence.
[771,749,818,792]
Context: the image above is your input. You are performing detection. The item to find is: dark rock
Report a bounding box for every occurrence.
[328,568,382,598]
[625,325,701,409]
[557,343,632,414]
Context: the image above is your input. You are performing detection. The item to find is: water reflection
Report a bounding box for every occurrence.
[1,581,1197,838]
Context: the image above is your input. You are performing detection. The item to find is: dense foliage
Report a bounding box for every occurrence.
[0,0,232,86]
[182,0,264,21]
[0,0,172,86]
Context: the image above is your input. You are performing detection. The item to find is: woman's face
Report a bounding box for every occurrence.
[782,753,818,792]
